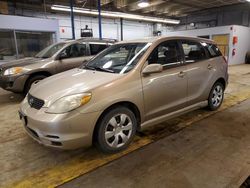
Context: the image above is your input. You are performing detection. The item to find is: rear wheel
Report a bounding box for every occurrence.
[208,82,224,111]
[94,106,137,153]
[24,75,47,95]
[246,51,250,64]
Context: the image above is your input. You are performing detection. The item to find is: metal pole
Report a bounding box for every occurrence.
[98,0,102,39]
[120,18,123,41]
[43,0,47,18]
[13,30,19,59]
[70,0,75,39]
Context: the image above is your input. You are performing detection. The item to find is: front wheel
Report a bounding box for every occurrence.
[208,82,224,111]
[94,107,137,153]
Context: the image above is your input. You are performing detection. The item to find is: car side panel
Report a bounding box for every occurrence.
[76,70,145,123]
[141,65,188,121]
[55,56,93,72]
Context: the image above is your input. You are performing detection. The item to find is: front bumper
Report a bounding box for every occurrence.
[19,100,101,150]
[0,74,28,92]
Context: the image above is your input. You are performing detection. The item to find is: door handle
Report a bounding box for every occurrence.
[208,64,213,70]
[178,71,185,78]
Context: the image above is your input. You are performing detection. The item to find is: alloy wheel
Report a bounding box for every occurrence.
[104,114,133,148]
[211,85,223,107]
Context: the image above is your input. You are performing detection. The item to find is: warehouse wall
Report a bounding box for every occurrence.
[19,10,154,41]
[173,3,250,31]
[231,25,250,65]
[0,14,59,41]
[166,25,250,65]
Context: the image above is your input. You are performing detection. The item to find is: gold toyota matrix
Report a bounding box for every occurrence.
[19,36,228,153]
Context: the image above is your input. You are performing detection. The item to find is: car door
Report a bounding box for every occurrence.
[56,42,92,72]
[142,40,188,121]
[180,40,215,105]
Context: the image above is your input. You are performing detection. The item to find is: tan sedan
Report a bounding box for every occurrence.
[19,36,228,153]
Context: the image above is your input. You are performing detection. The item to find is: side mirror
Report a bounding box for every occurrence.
[142,64,163,75]
[58,52,68,60]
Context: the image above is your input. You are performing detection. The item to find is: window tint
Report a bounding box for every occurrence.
[90,43,107,55]
[181,41,207,63]
[205,43,222,58]
[148,41,181,67]
[60,43,87,59]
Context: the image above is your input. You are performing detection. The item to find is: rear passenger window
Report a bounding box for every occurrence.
[181,41,207,63]
[205,43,222,58]
[90,43,107,55]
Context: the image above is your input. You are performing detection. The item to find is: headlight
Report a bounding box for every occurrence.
[46,93,92,114]
[4,67,30,76]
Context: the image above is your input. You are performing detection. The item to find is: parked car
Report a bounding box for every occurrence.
[19,36,228,153]
[0,38,114,94]
[246,51,250,64]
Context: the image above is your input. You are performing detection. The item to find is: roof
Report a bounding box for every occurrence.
[116,36,215,44]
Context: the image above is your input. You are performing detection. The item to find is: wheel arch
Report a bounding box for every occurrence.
[27,71,52,78]
[92,101,141,143]
[215,77,226,89]
[24,71,52,92]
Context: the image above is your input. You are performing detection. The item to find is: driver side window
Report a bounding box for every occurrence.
[60,43,87,59]
[148,41,182,68]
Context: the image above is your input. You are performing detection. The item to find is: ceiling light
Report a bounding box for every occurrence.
[51,5,180,24]
[138,1,150,8]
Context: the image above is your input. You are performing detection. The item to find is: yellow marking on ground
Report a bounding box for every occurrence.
[6,88,250,188]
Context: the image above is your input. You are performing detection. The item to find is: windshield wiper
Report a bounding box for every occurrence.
[84,65,114,73]
[94,67,115,73]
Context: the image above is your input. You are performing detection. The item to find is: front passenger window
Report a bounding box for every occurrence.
[148,41,181,67]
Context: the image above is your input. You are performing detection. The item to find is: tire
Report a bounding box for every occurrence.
[208,82,225,111]
[24,75,47,95]
[246,51,250,64]
[94,106,137,154]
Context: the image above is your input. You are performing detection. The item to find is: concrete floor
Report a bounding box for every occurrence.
[0,64,250,188]
[61,99,250,188]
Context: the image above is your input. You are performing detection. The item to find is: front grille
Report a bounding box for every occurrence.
[28,94,44,110]
[0,68,3,75]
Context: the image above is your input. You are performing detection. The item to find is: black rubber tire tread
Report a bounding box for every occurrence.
[94,106,137,154]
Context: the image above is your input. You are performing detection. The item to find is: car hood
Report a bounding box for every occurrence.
[0,57,43,69]
[29,68,122,107]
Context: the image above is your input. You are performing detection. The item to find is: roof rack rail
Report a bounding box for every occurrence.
[76,37,118,42]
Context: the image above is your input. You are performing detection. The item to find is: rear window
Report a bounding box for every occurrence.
[89,43,108,55]
[205,43,222,58]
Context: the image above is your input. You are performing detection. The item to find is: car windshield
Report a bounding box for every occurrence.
[82,42,151,74]
[35,42,66,58]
